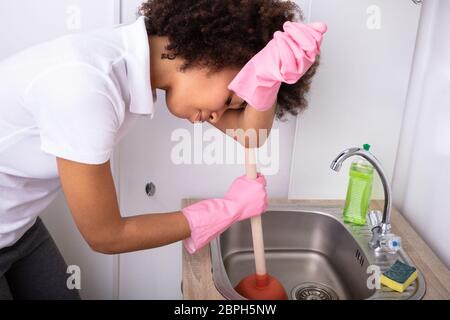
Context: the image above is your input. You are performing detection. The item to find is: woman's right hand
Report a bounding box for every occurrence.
[223,172,268,221]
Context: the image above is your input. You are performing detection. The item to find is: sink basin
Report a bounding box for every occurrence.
[210,203,426,300]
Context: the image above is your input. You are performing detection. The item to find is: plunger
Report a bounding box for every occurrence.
[234,148,288,300]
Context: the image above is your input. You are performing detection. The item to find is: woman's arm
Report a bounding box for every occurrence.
[209,100,277,148]
[56,157,191,254]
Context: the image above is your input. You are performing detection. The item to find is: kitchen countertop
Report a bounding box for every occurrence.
[181,199,450,300]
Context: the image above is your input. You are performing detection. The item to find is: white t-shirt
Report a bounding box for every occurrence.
[0,16,157,249]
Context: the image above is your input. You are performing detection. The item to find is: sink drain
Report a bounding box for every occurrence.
[291,282,339,300]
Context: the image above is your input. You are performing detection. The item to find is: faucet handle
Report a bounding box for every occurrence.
[368,210,382,228]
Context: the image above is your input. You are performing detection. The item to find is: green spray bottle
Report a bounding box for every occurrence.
[342,144,374,225]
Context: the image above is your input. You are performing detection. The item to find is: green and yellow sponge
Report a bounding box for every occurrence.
[380,260,418,293]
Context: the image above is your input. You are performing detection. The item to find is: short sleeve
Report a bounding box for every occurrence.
[23,64,123,165]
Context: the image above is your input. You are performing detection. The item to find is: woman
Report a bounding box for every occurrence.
[0,0,325,299]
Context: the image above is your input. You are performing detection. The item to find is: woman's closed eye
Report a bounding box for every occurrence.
[232,101,247,110]
[225,94,247,110]
[225,95,247,110]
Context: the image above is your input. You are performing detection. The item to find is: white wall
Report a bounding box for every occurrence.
[392,0,450,268]
[0,0,120,300]
[289,0,422,200]
[0,0,118,57]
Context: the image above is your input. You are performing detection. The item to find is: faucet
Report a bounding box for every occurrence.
[330,147,392,249]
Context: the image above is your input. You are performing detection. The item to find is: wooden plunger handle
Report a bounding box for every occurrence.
[244,148,267,276]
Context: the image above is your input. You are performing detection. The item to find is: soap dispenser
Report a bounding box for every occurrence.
[342,144,374,225]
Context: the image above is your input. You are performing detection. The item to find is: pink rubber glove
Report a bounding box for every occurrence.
[228,21,328,111]
[182,173,268,254]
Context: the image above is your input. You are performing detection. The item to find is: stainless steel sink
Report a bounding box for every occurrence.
[210,203,426,300]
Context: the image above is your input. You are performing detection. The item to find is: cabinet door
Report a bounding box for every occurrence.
[0,0,120,300]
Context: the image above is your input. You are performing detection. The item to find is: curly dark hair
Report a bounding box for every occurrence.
[138,0,320,120]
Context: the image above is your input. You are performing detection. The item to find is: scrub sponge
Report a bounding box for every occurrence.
[380,260,418,293]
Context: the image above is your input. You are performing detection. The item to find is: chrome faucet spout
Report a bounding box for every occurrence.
[330,147,392,248]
